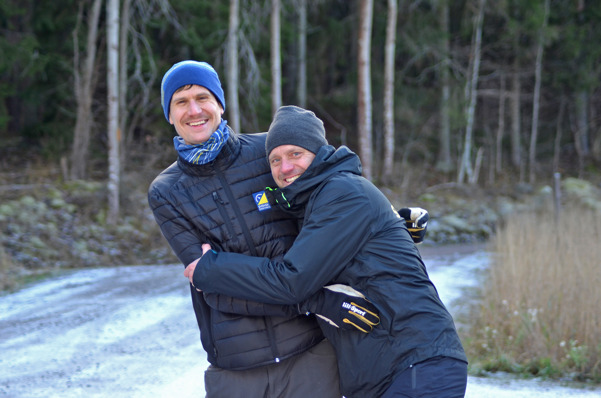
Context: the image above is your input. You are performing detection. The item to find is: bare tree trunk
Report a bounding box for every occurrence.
[528,0,549,184]
[107,0,120,224]
[591,91,600,162]
[553,95,566,173]
[118,0,130,138]
[227,0,241,133]
[270,0,282,114]
[358,0,374,181]
[496,72,506,174]
[297,0,307,108]
[436,0,453,173]
[118,0,131,168]
[382,0,397,183]
[458,0,485,185]
[574,91,590,169]
[574,2,591,167]
[510,47,522,170]
[71,0,103,180]
[573,91,588,177]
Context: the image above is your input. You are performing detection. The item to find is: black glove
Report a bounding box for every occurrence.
[300,284,380,333]
[398,207,429,244]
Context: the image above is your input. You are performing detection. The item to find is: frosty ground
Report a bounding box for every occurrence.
[1,245,599,398]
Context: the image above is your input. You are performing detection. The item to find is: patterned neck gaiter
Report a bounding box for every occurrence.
[173,119,229,164]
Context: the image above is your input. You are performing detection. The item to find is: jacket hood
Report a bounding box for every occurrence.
[268,145,362,215]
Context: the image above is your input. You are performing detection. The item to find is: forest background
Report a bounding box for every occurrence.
[2,0,601,384]
[2,0,601,192]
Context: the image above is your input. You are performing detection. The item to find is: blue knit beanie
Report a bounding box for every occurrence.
[160,60,226,122]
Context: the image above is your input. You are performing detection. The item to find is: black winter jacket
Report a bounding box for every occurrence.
[194,145,468,397]
[148,130,324,370]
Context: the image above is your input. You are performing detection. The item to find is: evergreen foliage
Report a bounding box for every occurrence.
[1,0,600,180]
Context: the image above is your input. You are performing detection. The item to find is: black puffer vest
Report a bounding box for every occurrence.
[148,130,323,370]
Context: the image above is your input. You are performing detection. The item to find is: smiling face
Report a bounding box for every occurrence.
[168,85,224,145]
[268,145,316,188]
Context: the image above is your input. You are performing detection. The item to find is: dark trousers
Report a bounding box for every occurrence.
[204,339,341,398]
[381,356,468,398]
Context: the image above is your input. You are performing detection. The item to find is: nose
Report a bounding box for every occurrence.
[280,158,294,174]
[188,100,202,115]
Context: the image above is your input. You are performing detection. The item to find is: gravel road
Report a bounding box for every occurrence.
[1,245,599,397]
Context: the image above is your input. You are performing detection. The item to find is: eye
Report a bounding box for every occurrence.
[270,158,280,165]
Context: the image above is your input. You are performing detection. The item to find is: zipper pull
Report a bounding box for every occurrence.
[213,191,225,204]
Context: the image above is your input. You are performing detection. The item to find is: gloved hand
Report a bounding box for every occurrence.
[299,284,380,333]
[398,207,429,244]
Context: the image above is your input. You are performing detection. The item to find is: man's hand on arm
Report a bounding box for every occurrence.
[183,243,213,290]
[183,258,200,290]
[299,284,380,333]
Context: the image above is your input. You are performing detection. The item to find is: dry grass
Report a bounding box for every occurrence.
[465,207,601,382]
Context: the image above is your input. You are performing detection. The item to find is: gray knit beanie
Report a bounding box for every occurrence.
[265,106,328,157]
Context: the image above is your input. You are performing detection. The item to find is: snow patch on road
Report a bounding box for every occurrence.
[1,253,600,397]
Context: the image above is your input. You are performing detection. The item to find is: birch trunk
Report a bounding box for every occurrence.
[106,0,120,224]
[227,0,241,133]
[118,0,131,166]
[496,73,506,174]
[510,36,522,169]
[528,0,549,184]
[270,0,282,115]
[437,0,453,173]
[382,0,397,182]
[358,0,374,181]
[297,0,307,108]
[458,0,485,184]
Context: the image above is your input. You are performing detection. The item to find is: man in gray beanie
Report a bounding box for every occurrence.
[265,106,429,240]
[265,106,329,188]
[148,61,382,398]
[187,105,467,398]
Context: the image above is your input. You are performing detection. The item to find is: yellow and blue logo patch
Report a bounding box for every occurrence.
[253,191,271,212]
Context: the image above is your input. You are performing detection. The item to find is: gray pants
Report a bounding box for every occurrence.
[204,339,341,398]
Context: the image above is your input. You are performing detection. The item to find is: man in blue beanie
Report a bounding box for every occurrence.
[148,61,383,397]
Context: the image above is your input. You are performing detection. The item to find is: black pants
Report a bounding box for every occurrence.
[381,356,468,398]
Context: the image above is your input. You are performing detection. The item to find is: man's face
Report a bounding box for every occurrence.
[169,85,224,145]
[268,145,316,188]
